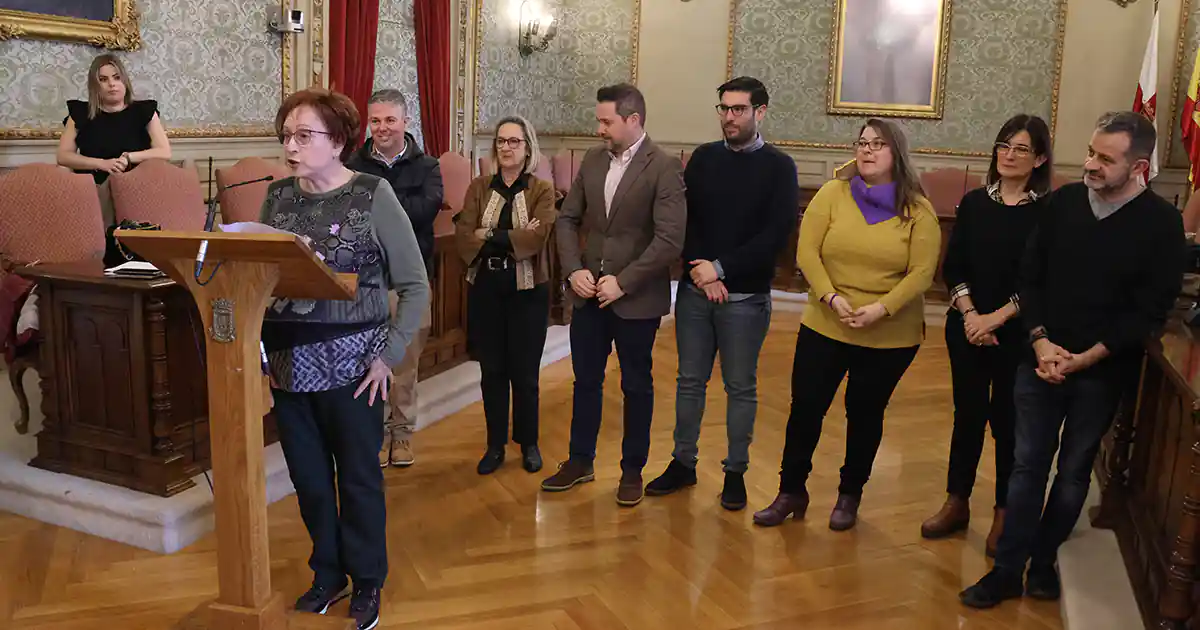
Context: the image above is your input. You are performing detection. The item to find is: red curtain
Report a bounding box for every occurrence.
[414,0,451,157]
[329,0,381,146]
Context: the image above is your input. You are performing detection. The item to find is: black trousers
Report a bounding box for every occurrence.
[568,299,661,472]
[274,381,388,590]
[467,266,549,448]
[779,326,919,497]
[944,316,1019,507]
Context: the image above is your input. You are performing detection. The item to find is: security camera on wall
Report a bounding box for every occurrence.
[270,8,305,33]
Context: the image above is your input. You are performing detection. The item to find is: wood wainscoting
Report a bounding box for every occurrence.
[1092,316,1200,628]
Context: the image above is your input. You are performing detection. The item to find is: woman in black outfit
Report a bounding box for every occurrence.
[56,53,172,187]
[455,115,557,475]
[920,114,1052,556]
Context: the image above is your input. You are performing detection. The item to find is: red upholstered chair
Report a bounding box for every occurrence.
[1051,172,1073,190]
[0,164,106,434]
[477,155,494,178]
[108,158,206,230]
[920,167,973,218]
[216,157,289,224]
[551,151,574,195]
[438,152,472,213]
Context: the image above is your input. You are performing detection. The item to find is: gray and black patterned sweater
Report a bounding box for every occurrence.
[259,173,430,393]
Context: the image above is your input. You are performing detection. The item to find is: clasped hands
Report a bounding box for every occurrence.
[822,293,889,329]
[1032,337,1101,384]
[100,153,132,175]
[569,269,624,308]
[963,310,1003,347]
[689,259,729,304]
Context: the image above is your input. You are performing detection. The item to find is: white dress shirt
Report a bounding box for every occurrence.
[603,132,647,217]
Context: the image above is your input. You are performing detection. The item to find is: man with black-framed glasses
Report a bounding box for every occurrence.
[644,76,798,510]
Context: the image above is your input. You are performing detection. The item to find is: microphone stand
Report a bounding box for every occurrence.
[194,175,275,280]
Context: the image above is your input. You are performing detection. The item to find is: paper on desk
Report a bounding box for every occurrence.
[218,223,324,260]
[218,222,292,234]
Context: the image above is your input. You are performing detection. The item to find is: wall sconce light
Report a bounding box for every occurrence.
[518,0,556,57]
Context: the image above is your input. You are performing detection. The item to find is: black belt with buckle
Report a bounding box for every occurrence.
[484,256,511,271]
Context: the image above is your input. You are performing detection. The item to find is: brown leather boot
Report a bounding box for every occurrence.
[920,495,970,539]
[752,491,809,527]
[985,508,1005,557]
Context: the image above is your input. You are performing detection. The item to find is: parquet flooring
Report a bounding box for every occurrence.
[0,310,1064,629]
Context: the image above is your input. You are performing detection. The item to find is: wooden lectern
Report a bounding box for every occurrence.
[116,230,357,630]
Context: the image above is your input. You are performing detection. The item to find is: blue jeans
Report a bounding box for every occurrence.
[672,286,772,473]
[994,362,1123,574]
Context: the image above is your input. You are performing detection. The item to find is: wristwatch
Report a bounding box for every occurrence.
[484,228,494,240]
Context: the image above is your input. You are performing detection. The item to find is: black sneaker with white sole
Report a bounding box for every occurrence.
[294,582,349,614]
[348,587,381,630]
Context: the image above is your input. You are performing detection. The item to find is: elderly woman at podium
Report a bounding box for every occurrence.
[258,87,429,630]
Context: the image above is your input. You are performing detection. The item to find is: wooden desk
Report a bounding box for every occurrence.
[1093,312,1200,629]
[17,261,277,497]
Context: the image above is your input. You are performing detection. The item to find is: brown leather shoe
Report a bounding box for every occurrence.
[752,491,810,527]
[986,508,1005,557]
[616,471,644,506]
[921,495,970,539]
[829,494,860,531]
[541,459,595,492]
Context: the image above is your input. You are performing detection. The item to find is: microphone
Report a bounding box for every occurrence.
[195,175,275,278]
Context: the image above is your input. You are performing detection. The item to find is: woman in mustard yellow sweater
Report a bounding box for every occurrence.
[753,119,941,530]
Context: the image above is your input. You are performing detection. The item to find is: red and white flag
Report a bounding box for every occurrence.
[1134,9,1160,182]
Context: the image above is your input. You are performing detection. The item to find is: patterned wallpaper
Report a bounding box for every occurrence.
[0,0,282,132]
[374,0,424,149]
[1169,7,1199,167]
[475,0,637,136]
[730,0,1064,154]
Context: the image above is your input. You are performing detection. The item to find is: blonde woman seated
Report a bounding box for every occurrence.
[455,115,557,475]
[56,53,171,188]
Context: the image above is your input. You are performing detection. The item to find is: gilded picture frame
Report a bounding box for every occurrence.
[0,0,141,51]
[827,0,953,119]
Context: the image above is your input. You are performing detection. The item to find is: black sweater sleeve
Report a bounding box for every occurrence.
[940,193,973,297]
[1101,206,1185,354]
[1018,202,1053,336]
[716,152,799,280]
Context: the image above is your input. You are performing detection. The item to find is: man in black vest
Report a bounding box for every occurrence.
[960,111,1184,608]
[348,88,443,469]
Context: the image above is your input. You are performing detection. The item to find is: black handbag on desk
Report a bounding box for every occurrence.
[104,219,160,268]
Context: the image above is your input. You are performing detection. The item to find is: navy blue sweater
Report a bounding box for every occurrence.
[680,141,800,294]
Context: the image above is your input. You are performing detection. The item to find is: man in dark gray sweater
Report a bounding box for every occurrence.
[961,111,1185,608]
[644,77,799,510]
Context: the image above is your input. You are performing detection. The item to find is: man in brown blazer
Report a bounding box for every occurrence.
[541,83,687,506]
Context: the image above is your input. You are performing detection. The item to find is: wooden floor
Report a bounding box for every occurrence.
[0,310,1063,629]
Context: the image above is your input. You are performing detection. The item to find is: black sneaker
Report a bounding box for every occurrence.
[959,569,1024,609]
[644,460,697,496]
[348,587,381,630]
[1026,564,1061,600]
[720,471,747,511]
[294,582,349,614]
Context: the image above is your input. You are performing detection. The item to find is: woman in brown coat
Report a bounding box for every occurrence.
[456,115,557,475]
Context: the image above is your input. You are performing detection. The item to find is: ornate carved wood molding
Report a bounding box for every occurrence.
[0,0,141,50]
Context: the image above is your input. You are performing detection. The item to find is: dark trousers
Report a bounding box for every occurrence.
[778,326,919,497]
[994,362,1123,575]
[467,268,549,448]
[568,299,661,472]
[274,381,388,590]
[944,317,1019,507]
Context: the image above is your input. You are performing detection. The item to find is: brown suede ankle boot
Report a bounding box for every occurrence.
[920,495,970,539]
[985,508,1005,557]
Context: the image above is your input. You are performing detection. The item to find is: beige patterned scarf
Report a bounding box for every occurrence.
[466,189,536,290]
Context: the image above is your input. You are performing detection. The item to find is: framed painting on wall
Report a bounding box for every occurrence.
[827,0,952,119]
[0,0,141,50]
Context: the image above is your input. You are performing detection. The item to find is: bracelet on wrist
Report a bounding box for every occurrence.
[962,307,976,315]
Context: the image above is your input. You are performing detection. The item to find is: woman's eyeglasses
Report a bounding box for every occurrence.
[994,142,1033,158]
[279,129,332,146]
[496,137,526,148]
[855,139,887,151]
